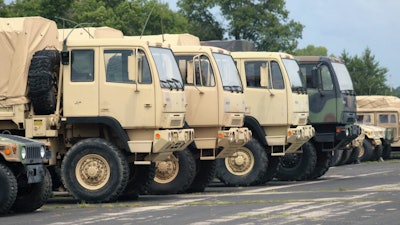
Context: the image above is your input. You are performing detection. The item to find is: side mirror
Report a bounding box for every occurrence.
[260,63,268,87]
[127,53,136,81]
[61,51,69,65]
[311,67,320,88]
[186,60,194,84]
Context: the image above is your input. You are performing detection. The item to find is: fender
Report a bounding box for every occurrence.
[244,116,268,147]
[61,116,130,152]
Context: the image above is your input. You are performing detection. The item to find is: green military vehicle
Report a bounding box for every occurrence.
[0,134,52,214]
[278,56,361,180]
[0,17,194,203]
[127,34,251,193]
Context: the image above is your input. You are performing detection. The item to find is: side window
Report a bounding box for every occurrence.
[321,65,333,90]
[194,55,215,87]
[390,114,396,124]
[379,114,389,124]
[244,61,263,88]
[271,61,284,89]
[137,49,152,84]
[104,49,134,83]
[71,50,94,82]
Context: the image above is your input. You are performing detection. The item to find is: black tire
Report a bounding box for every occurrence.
[275,142,317,181]
[216,138,268,186]
[347,147,360,164]
[186,159,217,193]
[61,138,129,203]
[28,49,60,115]
[382,141,392,160]
[48,165,62,191]
[149,149,196,195]
[370,144,383,161]
[337,149,351,166]
[11,167,52,213]
[259,154,280,184]
[120,163,155,200]
[330,149,343,166]
[306,149,332,180]
[358,139,373,162]
[0,163,17,214]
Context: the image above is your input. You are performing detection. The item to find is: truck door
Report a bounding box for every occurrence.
[99,48,156,128]
[63,49,99,116]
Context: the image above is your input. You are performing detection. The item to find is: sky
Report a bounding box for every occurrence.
[164,0,400,89]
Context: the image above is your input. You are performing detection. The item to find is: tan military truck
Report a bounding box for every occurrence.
[127,34,251,193]
[0,17,194,203]
[219,51,315,184]
[356,95,400,159]
[0,133,52,214]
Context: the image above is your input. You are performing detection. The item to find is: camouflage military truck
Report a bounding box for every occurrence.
[219,51,315,184]
[287,56,361,180]
[127,34,251,193]
[356,95,400,159]
[0,17,194,203]
[0,133,52,214]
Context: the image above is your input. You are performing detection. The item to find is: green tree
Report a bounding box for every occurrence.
[178,0,304,52]
[341,48,390,95]
[294,45,328,56]
[1,0,188,36]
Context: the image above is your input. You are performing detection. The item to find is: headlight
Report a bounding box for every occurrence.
[40,146,46,158]
[21,147,26,159]
[230,133,234,142]
[345,129,350,136]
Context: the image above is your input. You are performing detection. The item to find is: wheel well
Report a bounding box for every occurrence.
[244,116,267,147]
[61,116,130,152]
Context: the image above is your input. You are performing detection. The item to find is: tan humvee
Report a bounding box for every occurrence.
[126,34,251,192]
[0,17,194,203]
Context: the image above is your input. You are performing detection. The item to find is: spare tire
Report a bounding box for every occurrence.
[28,49,60,115]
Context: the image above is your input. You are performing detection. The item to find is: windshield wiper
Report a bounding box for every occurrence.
[171,78,184,90]
[160,79,173,89]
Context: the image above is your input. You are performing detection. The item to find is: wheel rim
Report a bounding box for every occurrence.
[75,154,110,190]
[280,153,301,169]
[154,156,179,184]
[224,147,255,176]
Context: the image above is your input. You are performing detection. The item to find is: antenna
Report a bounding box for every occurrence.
[54,16,96,44]
[140,3,156,38]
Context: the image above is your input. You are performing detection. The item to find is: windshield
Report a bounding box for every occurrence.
[150,47,184,89]
[212,53,243,92]
[282,58,304,91]
[331,62,354,91]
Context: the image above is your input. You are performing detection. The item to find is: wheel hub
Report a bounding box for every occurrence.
[225,147,254,176]
[76,154,110,190]
[154,160,179,184]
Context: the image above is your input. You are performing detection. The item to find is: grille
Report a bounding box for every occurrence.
[231,119,242,126]
[26,145,42,160]
[170,119,182,127]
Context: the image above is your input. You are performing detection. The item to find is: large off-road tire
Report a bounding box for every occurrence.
[120,163,155,200]
[358,139,373,162]
[275,142,317,181]
[330,149,343,166]
[11,167,52,213]
[28,49,60,115]
[306,149,332,180]
[370,144,383,161]
[186,159,217,193]
[149,149,196,195]
[61,138,129,203]
[346,147,360,164]
[48,165,62,191]
[0,163,17,214]
[337,149,351,166]
[259,154,280,184]
[216,138,268,186]
[381,140,392,160]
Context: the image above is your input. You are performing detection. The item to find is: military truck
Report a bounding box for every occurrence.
[0,133,52,214]
[221,52,315,184]
[127,34,251,193]
[282,56,361,180]
[0,17,194,203]
[356,95,400,159]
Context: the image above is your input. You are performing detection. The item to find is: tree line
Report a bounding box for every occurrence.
[0,0,395,97]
